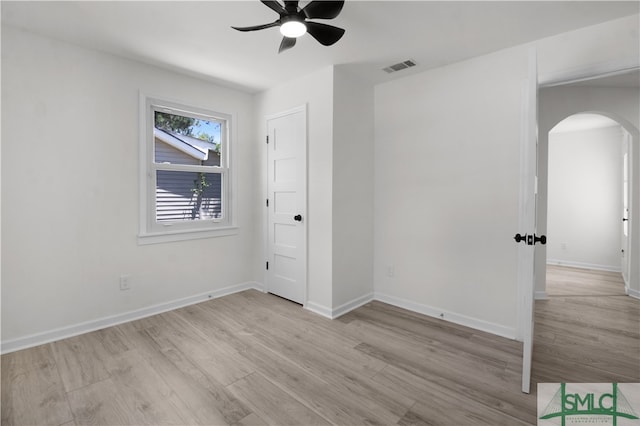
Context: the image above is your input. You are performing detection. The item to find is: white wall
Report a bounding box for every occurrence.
[254,66,375,315]
[3,13,638,350]
[332,67,374,310]
[1,26,258,347]
[254,67,335,310]
[547,125,623,271]
[374,46,527,338]
[373,13,640,338]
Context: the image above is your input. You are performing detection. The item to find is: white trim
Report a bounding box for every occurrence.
[138,226,238,245]
[138,93,236,242]
[3,283,531,355]
[535,291,549,300]
[626,286,640,299]
[547,259,621,273]
[303,293,374,320]
[305,291,517,340]
[331,293,374,319]
[303,301,333,319]
[1,281,263,355]
[374,292,516,340]
[539,58,640,88]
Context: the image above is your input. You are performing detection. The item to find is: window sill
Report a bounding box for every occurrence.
[138,226,238,245]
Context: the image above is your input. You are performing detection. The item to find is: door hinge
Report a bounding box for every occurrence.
[266,135,269,144]
[266,198,269,207]
[266,261,269,270]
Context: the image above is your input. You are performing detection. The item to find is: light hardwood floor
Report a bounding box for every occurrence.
[532,265,639,385]
[2,276,638,426]
[545,264,628,296]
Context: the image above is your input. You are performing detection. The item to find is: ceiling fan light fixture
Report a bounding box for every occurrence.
[280,19,307,38]
[231,1,345,53]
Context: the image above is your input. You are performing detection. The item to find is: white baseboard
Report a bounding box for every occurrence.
[374,292,516,340]
[303,292,517,340]
[331,293,374,319]
[547,259,621,273]
[304,301,333,319]
[1,281,263,354]
[626,286,640,300]
[2,283,522,353]
[535,291,549,300]
[305,293,374,320]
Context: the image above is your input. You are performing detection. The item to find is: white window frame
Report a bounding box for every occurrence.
[138,94,237,245]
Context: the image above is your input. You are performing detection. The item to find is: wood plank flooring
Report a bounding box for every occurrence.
[2,277,638,426]
[545,264,627,296]
[532,266,639,385]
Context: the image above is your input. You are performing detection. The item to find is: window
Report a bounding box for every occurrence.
[139,96,236,244]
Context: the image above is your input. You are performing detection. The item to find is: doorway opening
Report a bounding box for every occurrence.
[545,113,629,297]
[535,69,640,301]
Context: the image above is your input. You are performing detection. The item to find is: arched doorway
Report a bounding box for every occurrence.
[536,73,640,300]
[545,112,631,296]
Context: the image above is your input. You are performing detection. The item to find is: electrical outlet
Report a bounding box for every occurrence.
[561,242,567,251]
[387,266,395,277]
[119,275,131,291]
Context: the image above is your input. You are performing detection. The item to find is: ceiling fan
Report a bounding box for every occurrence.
[232,0,346,53]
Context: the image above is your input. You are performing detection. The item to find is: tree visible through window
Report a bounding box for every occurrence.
[141,97,232,240]
[153,111,223,222]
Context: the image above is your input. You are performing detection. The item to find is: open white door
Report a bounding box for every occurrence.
[517,49,539,394]
[265,106,307,305]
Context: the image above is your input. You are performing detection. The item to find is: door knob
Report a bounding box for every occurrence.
[514,233,527,243]
[623,218,629,222]
[514,233,546,245]
[294,214,302,222]
[534,234,547,245]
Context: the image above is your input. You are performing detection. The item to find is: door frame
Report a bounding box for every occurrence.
[535,64,640,300]
[263,104,309,305]
[517,59,640,392]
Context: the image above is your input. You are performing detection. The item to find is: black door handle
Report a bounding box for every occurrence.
[534,234,547,245]
[514,233,546,245]
[294,214,302,222]
[514,233,527,243]
[623,218,629,222]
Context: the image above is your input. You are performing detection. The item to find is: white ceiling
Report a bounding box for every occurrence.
[2,1,639,93]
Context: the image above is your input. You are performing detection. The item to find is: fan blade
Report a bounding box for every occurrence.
[278,36,296,53]
[302,1,344,19]
[260,0,286,15]
[232,21,280,32]
[305,21,345,46]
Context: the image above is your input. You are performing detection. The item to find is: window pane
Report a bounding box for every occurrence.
[156,171,222,222]
[154,111,221,166]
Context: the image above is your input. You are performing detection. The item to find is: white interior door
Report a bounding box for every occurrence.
[517,49,539,394]
[266,106,307,304]
[622,129,631,285]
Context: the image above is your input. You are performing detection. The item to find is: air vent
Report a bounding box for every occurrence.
[383,59,417,74]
